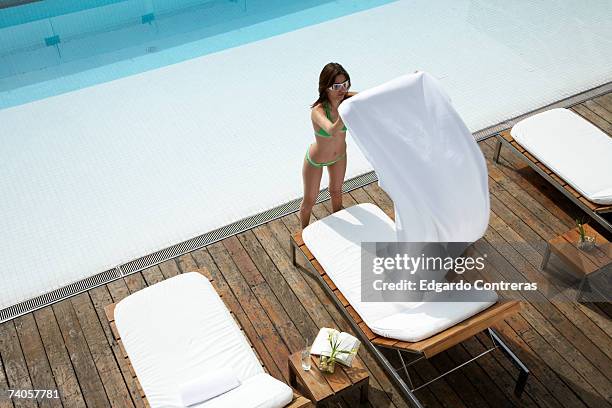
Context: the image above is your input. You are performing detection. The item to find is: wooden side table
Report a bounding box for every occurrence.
[288,351,369,407]
[541,224,611,301]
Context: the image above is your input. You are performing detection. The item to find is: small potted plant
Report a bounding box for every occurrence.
[318,331,357,374]
[576,219,596,251]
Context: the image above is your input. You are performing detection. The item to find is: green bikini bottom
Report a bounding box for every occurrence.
[305,146,346,168]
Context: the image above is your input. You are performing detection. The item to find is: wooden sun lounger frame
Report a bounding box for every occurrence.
[291,233,529,408]
[494,130,612,234]
[103,271,312,408]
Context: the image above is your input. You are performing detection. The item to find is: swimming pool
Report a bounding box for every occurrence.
[0,0,395,108]
[1,0,610,316]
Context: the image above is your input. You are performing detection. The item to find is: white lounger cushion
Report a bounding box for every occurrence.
[511,108,612,205]
[114,272,293,408]
[302,204,497,343]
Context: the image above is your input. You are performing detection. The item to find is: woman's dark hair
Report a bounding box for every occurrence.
[311,62,351,108]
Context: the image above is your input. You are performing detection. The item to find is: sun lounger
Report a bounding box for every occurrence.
[104,272,311,408]
[493,108,612,233]
[291,204,528,408]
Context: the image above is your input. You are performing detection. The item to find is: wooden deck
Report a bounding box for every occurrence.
[1,92,611,408]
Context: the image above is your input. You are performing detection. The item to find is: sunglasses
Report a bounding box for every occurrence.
[328,80,350,91]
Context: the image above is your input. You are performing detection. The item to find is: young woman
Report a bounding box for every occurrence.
[299,62,356,229]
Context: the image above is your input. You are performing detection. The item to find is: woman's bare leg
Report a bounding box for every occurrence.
[299,157,323,229]
[327,155,347,212]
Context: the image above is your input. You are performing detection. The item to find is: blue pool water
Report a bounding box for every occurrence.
[0,0,395,108]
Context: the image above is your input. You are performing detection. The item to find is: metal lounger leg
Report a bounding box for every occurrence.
[488,328,529,396]
[368,345,425,408]
[493,137,503,163]
[396,349,414,389]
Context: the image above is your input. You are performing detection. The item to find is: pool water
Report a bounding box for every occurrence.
[0,0,395,108]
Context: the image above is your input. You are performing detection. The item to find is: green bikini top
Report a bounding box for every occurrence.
[316,102,347,138]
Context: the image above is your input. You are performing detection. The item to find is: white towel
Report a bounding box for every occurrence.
[178,368,240,407]
[339,72,490,243]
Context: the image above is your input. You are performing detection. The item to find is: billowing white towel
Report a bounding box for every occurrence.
[339,72,490,243]
[179,369,240,406]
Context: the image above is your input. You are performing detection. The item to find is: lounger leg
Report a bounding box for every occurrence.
[396,349,414,390]
[359,381,369,405]
[488,328,529,396]
[493,137,503,163]
[540,243,551,270]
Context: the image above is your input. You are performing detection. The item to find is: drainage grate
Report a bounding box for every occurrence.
[0,268,120,323]
[0,83,610,323]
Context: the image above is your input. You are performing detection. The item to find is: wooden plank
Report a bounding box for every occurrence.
[494,319,588,408]
[89,285,146,408]
[549,172,567,186]
[342,355,369,385]
[563,228,611,270]
[549,235,599,275]
[109,321,120,341]
[293,233,305,247]
[535,161,552,174]
[523,151,539,164]
[500,130,512,141]
[345,306,363,325]
[237,230,320,343]
[34,307,87,408]
[123,273,147,294]
[288,354,333,402]
[510,140,525,152]
[0,322,37,408]
[371,336,397,348]
[52,300,110,407]
[578,196,599,211]
[302,245,314,261]
[157,259,180,279]
[0,343,13,408]
[311,259,325,276]
[104,303,115,324]
[481,139,576,229]
[323,275,337,290]
[208,241,292,381]
[70,293,135,408]
[572,104,612,134]
[13,314,62,408]
[286,394,313,408]
[189,249,285,382]
[564,184,582,199]
[140,265,166,286]
[357,323,377,341]
[223,235,266,286]
[595,205,612,214]
[311,356,352,393]
[585,99,612,120]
